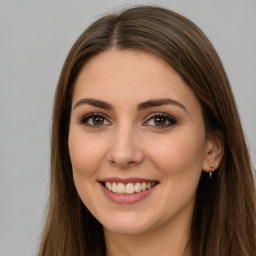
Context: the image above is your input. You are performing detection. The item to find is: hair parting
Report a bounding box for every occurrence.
[38,5,256,256]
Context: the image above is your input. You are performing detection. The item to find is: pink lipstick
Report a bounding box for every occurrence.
[99,177,158,204]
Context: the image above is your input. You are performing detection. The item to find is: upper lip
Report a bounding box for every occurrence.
[99,177,159,184]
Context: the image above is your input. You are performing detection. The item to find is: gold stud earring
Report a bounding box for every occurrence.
[209,164,214,178]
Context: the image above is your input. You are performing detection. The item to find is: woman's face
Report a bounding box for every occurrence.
[68,49,215,236]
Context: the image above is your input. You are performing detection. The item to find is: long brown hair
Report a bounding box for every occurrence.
[38,5,256,256]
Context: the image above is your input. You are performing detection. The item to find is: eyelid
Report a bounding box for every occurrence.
[79,112,111,127]
[78,111,177,129]
[143,112,177,128]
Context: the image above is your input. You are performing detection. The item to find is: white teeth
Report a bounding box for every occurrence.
[134,182,142,192]
[126,183,135,194]
[112,182,117,193]
[146,182,151,189]
[106,182,112,190]
[117,182,126,194]
[104,181,156,194]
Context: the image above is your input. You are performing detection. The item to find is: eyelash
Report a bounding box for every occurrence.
[79,112,111,128]
[79,112,177,129]
[144,112,177,129]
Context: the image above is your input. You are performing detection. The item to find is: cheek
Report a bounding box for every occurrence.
[147,131,206,177]
[68,131,106,178]
[68,131,106,210]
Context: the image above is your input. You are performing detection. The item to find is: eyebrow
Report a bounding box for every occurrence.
[73,98,113,110]
[73,98,187,112]
[137,98,187,112]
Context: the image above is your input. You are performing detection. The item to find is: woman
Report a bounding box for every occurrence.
[38,5,256,256]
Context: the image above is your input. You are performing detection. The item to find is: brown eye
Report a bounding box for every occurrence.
[144,113,177,129]
[80,113,111,127]
[93,116,104,125]
[154,117,167,126]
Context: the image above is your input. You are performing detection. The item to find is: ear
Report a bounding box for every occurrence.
[202,130,224,173]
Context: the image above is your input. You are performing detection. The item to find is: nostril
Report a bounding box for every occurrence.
[107,145,144,168]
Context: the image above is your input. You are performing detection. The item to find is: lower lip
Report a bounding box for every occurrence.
[100,183,157,204]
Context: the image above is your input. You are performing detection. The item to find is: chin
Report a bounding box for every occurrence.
[99,213,150,235]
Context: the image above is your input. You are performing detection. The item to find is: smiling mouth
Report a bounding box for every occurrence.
[103,181,157,195]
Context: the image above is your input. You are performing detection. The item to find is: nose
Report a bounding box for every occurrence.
[107,126,144,169]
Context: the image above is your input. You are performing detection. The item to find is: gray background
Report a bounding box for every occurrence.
[0,0,255,255]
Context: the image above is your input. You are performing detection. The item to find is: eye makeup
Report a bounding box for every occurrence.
[78,111,177,130]
[79,112,111,127]
[143,112,177,129]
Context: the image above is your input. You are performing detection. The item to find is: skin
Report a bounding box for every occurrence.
[68,49,223,256]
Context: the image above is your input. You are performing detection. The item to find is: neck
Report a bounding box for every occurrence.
[104,216,191,256]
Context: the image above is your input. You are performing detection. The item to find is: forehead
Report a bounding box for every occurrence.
[72,49,200,112]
